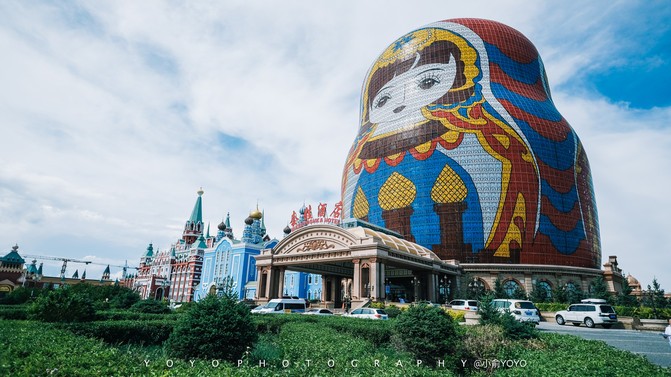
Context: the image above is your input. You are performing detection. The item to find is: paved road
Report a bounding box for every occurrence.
[537,321,671,368]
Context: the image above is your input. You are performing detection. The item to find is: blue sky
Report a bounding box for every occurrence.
[0,1,669,291]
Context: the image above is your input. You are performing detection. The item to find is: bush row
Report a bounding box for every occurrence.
[253,314,393,347]
[0,305,28,320]
[95,309,179,321]
[58,319,175,345]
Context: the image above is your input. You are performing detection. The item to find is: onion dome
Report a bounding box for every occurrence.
[250,206,263,220]
[218,220,226,231]
[244,216,254,225]
[283,225,291,235]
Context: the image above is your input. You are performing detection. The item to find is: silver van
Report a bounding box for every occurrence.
[251,298,307,314]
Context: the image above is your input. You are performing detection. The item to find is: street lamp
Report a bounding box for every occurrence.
[412,276,421,302]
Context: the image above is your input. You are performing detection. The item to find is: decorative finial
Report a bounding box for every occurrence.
[197,187,204,196]
[12,244,18,251]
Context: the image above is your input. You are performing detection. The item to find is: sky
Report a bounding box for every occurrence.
[0,1,669,290]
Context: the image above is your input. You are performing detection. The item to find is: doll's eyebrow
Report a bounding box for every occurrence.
[413,68,443,78]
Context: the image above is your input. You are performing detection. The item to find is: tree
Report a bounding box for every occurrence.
[28,287,95,323]
[392,303,460,367]
[551,285,568,304]
[168,292,257,361]
[588,276,609,300]
[530,281,550,303]
[616,277,639,307]
[511,286,528,300]
[493,278,506,299]
[642,278,668,318]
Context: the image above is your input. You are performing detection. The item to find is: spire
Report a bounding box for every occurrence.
[72,269,79,279]
[225,212,231,229]
[196,234,207,249]
[189,188,204,223]
[81,269,86,280]
[206,222,211,238]
[145,243,154,257]
[102,265,110,280]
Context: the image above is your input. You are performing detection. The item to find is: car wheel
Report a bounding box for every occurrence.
[555,315,565,325]
[572,322,581,326]
[602,324,612,329]
[585,317,595,328]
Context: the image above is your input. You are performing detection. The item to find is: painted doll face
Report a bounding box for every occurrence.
[368,55,457,138]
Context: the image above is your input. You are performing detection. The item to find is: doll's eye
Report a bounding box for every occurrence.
[376,95,391,108]
[418,76,439,90]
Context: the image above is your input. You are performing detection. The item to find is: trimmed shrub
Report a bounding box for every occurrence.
[392,303,460,366]
[462,324,507,364]
[384,304,402,318]
[168,294,257,361]
[95,309,178,321]
[0,305,28,319]
[445,309,466,322]
[130,299,171,314]
[60,319,175,345]
[28,288,95,323]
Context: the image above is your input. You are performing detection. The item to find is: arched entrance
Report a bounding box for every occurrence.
[254,224,460,309]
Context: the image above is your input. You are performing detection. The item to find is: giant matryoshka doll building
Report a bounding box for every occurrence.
[341,19,617,295]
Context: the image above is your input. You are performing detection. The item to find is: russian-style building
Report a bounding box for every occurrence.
[124,189,324,303]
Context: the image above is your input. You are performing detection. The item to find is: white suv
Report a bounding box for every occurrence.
[555,299,617,328]
[491,299,540,325]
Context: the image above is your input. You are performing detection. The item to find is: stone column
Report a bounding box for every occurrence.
[277,267,286,298]
[321,274,328,302]
[352,259,361,300]
[255,266,264,298]
[264,268,273,299]
[427,273,437,303]
[330,277,337,303]
[369,258,379,300]
[379,262,386,301]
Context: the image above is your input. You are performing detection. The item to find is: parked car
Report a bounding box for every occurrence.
[346,308,389,320]
[250,298,307,314]
[555,299,618,328]
[303,308,334,316]
[448,299,479,311]
[491,299,540,325]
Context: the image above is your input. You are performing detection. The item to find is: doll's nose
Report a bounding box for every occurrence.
[393,105,405,114]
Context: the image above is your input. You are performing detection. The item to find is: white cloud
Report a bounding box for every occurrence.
[0,1,668,290]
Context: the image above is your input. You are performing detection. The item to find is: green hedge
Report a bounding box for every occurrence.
[95,309,179,321]
[59,319,175,345]
[534,303,568,312]
[253,314,393,347]
[0,305,28,320]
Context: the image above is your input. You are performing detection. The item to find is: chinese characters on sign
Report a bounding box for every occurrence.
[290,201,342,230]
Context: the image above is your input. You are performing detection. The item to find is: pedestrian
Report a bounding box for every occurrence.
[665,319,671,349]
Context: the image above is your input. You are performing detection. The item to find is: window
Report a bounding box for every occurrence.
[537,281,552,300]
[503,280,520,297]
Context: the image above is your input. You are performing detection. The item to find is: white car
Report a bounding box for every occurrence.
[346,308,389,320]
[303,308,334,316]
[491,299,540,325]
[449,299,479,311]
[555,299,618,328]
[250,298,307,314]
